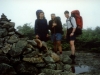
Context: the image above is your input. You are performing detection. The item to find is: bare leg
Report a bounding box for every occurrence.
[57,41,62,54]
[70,40,75,55]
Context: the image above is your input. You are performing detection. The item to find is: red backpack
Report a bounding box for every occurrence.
[71,10,83,29]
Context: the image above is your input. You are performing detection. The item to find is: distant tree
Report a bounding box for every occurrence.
[17,23,34,39]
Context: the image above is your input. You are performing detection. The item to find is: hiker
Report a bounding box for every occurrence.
[49,14,63,54]
[35,10,49,42]
[64,10,77,60]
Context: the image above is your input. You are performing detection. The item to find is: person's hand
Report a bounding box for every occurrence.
[46,34,49,37]
[70,33,74,36]
[36,35,39,39]
[52,23,57,28]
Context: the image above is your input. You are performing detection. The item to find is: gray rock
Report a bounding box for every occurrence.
[8,32,15,35]
[8,35,19,44]
[9,22,15,27]
[2,43,12,54]
[8,27,15,32]
[51,52,60,62]
[0,38,4,48]
[62,55,72,64]
[23,50,39,58]
[36,63,46,68]
[0,56,10,64]
[38,73,46,75]
[41,69,62,75]
[63,64,71,71]
[15,30,24,36]
[0,63,16,75]
[0,28,7,37]
[15,62,38,75]
[56,62,64,70]
[23,57,44,63]
[46,63,56,69]
[9,40,27,57]
[43,55,55,63]
[10,57,20,64]
[27,40,37,46]
[23,48,33,55]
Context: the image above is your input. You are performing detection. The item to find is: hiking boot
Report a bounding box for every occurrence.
[70,55,76,60]
[70,55,76,64]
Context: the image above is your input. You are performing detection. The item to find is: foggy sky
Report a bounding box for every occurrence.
[0,0,100,29]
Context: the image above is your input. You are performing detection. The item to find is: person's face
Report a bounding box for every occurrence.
[51,14,55,20]
[39,12,44,18]
[65,13,69,18]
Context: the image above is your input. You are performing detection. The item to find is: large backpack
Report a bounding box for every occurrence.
[71,10,83,29]
[70,10,83,36]
[36,10,45,19]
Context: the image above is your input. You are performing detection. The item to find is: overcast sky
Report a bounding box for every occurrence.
[0,0,100,29]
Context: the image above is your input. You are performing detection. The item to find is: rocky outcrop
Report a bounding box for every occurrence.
[0,14,75,75]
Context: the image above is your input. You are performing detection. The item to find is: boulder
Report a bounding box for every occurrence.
[27,40,37,46]
[9,40,27,57]
[8,35,19,44]
[62,55,72,64]
[51,52,60,62]
[2,43,12,54]
[43,55,55,63]
[15,62,38,75]
[0,56,10,64]
[0,63,16,75]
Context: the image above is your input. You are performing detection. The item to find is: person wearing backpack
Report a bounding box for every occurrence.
[35,10,49,42]
[49,14,63,54]
[64,10,77,61]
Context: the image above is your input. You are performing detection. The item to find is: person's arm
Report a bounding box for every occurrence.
[35,19,39,38]
[71,17,77,33]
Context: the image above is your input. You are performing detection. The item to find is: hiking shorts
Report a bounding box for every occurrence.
[66,28,76,42]
[51,33,62,42]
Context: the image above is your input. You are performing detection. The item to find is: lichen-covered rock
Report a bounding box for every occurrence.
[9,40,27,57]
[63,64,71,71]
[27,40,37,46]
[62,55,72,64]
[8,35,19,44]
[23,57,44,63]
[2,43,12,54]
[36,63,46,68]
[51,52,60,62]
[23,48,33,55]
[46,64,56,69]
[43,55,55,63]
[56,62,64,70]
[41,69,62,75]
[0,63,16,75]
[23,50,39,57]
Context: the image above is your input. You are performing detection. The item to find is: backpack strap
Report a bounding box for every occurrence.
[69,17,73,28]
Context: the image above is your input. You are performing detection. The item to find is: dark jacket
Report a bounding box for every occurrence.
[35,19,49,35]
[49,18,63,34]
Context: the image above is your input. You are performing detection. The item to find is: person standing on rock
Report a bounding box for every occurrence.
[64,10,77,60]
[49,14,63,54]
[35,11,49,42]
